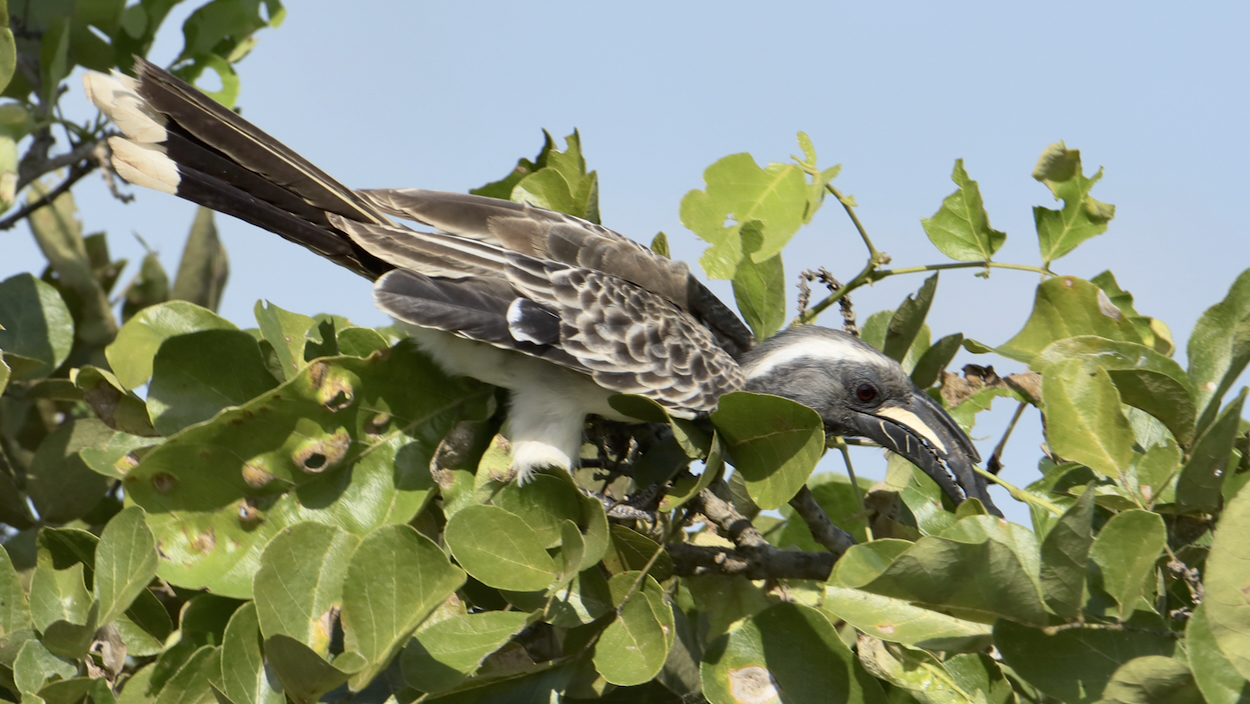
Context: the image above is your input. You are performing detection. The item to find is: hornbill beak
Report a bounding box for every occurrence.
[844,388,1002,518]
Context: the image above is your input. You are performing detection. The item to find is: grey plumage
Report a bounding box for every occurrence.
[84,57,1001,515]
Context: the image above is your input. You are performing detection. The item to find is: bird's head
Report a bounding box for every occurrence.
[741,326,1000,517]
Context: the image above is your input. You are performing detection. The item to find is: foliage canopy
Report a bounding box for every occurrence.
[1,3,1249,704]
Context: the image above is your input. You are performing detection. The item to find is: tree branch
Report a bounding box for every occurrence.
[788,486,857,558]
[666,542,835,580]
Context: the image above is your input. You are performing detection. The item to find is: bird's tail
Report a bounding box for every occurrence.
[83,57,393,280]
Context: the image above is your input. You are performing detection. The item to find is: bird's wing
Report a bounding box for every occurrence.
[334,216,743,414]
[362,188,755,358]
[85,57,748,414]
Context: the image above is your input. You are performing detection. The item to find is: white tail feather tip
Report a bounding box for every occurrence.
[108,137,179,195]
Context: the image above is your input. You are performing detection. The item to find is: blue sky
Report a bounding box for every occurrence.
[9,2,1249,523]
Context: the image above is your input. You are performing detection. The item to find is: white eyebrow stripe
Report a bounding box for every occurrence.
[743,337,886,378]
[874,406,948,455]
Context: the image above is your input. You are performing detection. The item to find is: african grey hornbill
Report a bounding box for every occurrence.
[83,57,1001,517]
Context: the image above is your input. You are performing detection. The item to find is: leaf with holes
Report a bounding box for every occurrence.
[701,603,884,704]
[123,340,490,598]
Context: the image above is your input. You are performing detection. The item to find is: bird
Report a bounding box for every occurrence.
[83,57,1001,517]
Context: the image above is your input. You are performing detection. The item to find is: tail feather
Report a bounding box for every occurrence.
[86,58,394,280]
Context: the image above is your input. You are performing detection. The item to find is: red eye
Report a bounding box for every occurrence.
[856,383,878,403]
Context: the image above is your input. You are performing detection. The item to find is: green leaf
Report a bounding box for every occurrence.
[262,636,363,704]
[681,152,811,279]
[883,274,939,364]
[1091,270,1175,356]
[920,159,1006,261]
[116,590,173,658]
[29,563,96,658]
[0,542,31,635]
[1032,142,1116,264]
[999,276,1142,363]
[1041,359,1136,480]
[153,645,218,704]
[603,526,674,582]
[701,603,884,704]
[445,505,557,591]
[253,522,358,655]
[595,573,672,687]
[994,619,1176,704]
[26,418,113,523]
[1034,336,1198,447]
[911,333,964,389]
[125,342,486,598]
[1188,269,1250,435]
[27,183,117,346]
[340,525,466,689]
[0,2,14,94]
[831,518,1047,626]
[39,16,69,105]
[650,231,670,258]
[75,365,160,438]
[170,207,229,313]
[147,329,280,434]
[13,639,75,695]
[121,250,170,323]
[1205,481,1250,681]
[503,566,613,628]
[1177,389,1247,514]
[731,220,786,340]
[335,327,388,357]
[1037,486,1095,619]
[509,131,599,222]
[106,300,237,390]
[711,392,824,509]
[820,585,992,652]
[861,310,931,374]
[0,273,74,380]
[94,507,159,626]
[1089,509,1166,619]
[217,602,284,704]
[493,474,583,549]
[254,301,317,380]
[401,611,529,693]
[1186,604,1250,704]
[857,638,988,704]
[471,131,552,200]
[658,432,724,512]
[1102,656,1202,704]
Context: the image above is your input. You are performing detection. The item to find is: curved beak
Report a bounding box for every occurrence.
[845,388,1002,517]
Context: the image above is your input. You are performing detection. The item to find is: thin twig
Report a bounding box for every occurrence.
[16,139,101,194]
[788,485,857,558]
[0,163,96,231]
[986,401,1028,476]
[826,182,880,261]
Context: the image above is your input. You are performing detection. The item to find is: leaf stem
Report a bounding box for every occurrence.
[794,260,1053,326]
[885,261,1054,277]
[826,182,879,261]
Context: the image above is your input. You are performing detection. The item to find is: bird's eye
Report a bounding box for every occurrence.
[855,383,878,403]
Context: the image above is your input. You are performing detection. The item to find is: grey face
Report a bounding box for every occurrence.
[741,326,1000,517]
